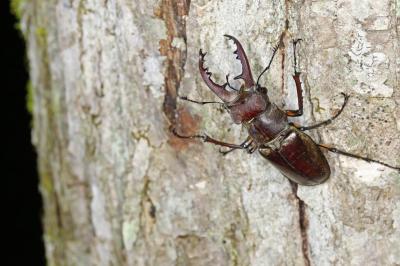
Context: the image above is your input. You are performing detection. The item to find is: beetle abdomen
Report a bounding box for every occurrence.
[259,128,330,185]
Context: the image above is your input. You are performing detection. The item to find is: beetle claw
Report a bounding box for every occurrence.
[224,34,255,88]
[199,49,238,102]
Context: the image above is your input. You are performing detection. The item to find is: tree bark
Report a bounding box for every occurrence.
[19,0,400,265]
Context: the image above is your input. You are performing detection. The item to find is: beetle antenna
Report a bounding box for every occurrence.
[225,74,238,91]
[256,43,280,88]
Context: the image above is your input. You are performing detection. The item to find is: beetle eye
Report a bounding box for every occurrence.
[256,86,267,94]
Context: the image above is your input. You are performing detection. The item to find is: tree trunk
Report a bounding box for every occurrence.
[19,0,400,265]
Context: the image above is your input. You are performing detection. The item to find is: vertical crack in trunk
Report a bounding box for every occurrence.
[282,3,311,264]
[156,0,191,127]
[290,181,311,266]
[279,19,289,103]
[280,49,286,97]
[132,175,157,255]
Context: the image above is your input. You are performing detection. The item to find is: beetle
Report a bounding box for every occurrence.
[173,35,400,185]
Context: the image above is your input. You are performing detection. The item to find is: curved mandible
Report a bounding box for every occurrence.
[198,49,238,103]
[224,35,255,88]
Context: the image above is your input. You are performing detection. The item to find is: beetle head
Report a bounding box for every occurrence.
[227,86,270,124]
[199,35,271,124]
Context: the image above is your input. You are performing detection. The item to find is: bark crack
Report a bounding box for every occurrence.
[156,0,191,127]
[281,7,311,264]
[281,49,286,98]
[134,175,156,249]
[290,181,311,266]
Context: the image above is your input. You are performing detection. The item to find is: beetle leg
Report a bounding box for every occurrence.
[219,136,252,156]
[296,93,350,131]
[224,35,255,88]
[246,142,259,154]
[172,128,245,149]
[177,95,224,105]
[285,39,304,117]
[318,144,400,171]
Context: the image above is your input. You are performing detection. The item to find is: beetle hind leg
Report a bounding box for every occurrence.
[318,144,400,171]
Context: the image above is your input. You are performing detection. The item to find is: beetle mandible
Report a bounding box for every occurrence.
[173,35,400,185]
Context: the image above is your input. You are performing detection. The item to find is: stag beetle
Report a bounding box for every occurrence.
[173,35,400,185]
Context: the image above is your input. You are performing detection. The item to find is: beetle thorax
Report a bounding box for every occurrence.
[228,90,270,124]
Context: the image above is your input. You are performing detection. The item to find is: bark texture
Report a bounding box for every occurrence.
[19,0,400,265]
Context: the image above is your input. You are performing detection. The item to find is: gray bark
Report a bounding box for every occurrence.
[19,0,400,265]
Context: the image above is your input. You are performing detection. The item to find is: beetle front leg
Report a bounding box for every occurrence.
[172,129,245,149]
[178,95,224,106]
[178,76,237,106]
[318,144,400,171]
[285,39,304,117]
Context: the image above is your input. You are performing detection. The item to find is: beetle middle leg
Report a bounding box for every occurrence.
[294,93,350,131]
[172,128,245,149]
[285,39,304,117]
[219,136,253,155]
[318,144,400,170]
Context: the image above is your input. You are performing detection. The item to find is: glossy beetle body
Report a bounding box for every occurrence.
[222,74,330,185]
[258,127,330,185]
[198,35,330,185]
[243,103,330,185]
[174,35,399,185]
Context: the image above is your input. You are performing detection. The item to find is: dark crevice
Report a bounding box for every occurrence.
[290,181,311,266]
[281,50,286,98]
[5,1,46,265]
[132,176,156,253]
[156,0,191,127]
[282,2,311,264]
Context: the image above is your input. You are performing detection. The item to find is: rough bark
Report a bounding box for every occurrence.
[19,0,400,265]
